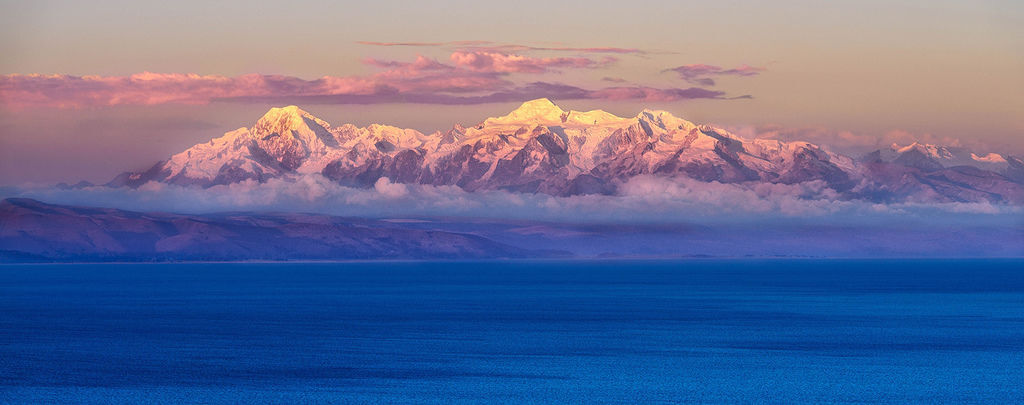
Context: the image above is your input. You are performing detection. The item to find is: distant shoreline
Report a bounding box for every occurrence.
[3,256,1023,266]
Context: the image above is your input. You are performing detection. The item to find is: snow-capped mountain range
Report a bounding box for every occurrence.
[109,98,1024,204]
[867,142,1013,173]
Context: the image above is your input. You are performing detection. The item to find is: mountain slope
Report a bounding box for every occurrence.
[860,142,1024,203]
[0,198,544,261]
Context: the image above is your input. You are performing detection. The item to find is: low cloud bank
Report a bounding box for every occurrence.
[3,175,1020,227]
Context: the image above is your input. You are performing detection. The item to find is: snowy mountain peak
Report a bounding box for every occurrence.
[564,109,630,126]
[517,97,559,111]
[248,106,338,170]
[891,142,956,159]
[485,98,566,125]
[483,98,635,128]
[638,109,697,132]
[253,105,330,137]
[258,105,310,122]
[875,141,1011,172]
[971,153,1007,164]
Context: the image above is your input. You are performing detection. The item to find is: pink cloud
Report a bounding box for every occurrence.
[362,55,511,93]
[356,41,447,47]
[357,40,646,55]
[0,72,322,108]
[588,86,726,101]
[2,54,748,108]
[469,45,645,55]
[364,55,455,74]
[531,46,644,54]
[228,80,731,105]
[361,58,408,68]
[449,51,615,73]
[1,55,511,108]
[665,64,766,86]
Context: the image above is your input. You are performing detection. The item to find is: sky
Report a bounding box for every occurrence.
[0,0,1022,184]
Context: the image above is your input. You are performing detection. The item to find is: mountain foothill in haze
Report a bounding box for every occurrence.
[4,197,1021,262]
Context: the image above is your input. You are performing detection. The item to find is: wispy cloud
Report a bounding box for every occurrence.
[358,40,647,55]
[356,41,447,47]
[528,46,645,54]
[0,72,305,108]
[2,54,743,108]
[450,50,616,73]
[665,64,765,86]
[357,40,492,47]
[587,86,727,101]
[467,44,646,55]
[221,82,728,105]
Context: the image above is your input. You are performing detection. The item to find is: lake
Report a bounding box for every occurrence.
[1,260,1022,403]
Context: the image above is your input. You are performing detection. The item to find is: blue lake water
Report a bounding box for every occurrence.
[1,259,1022,403]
